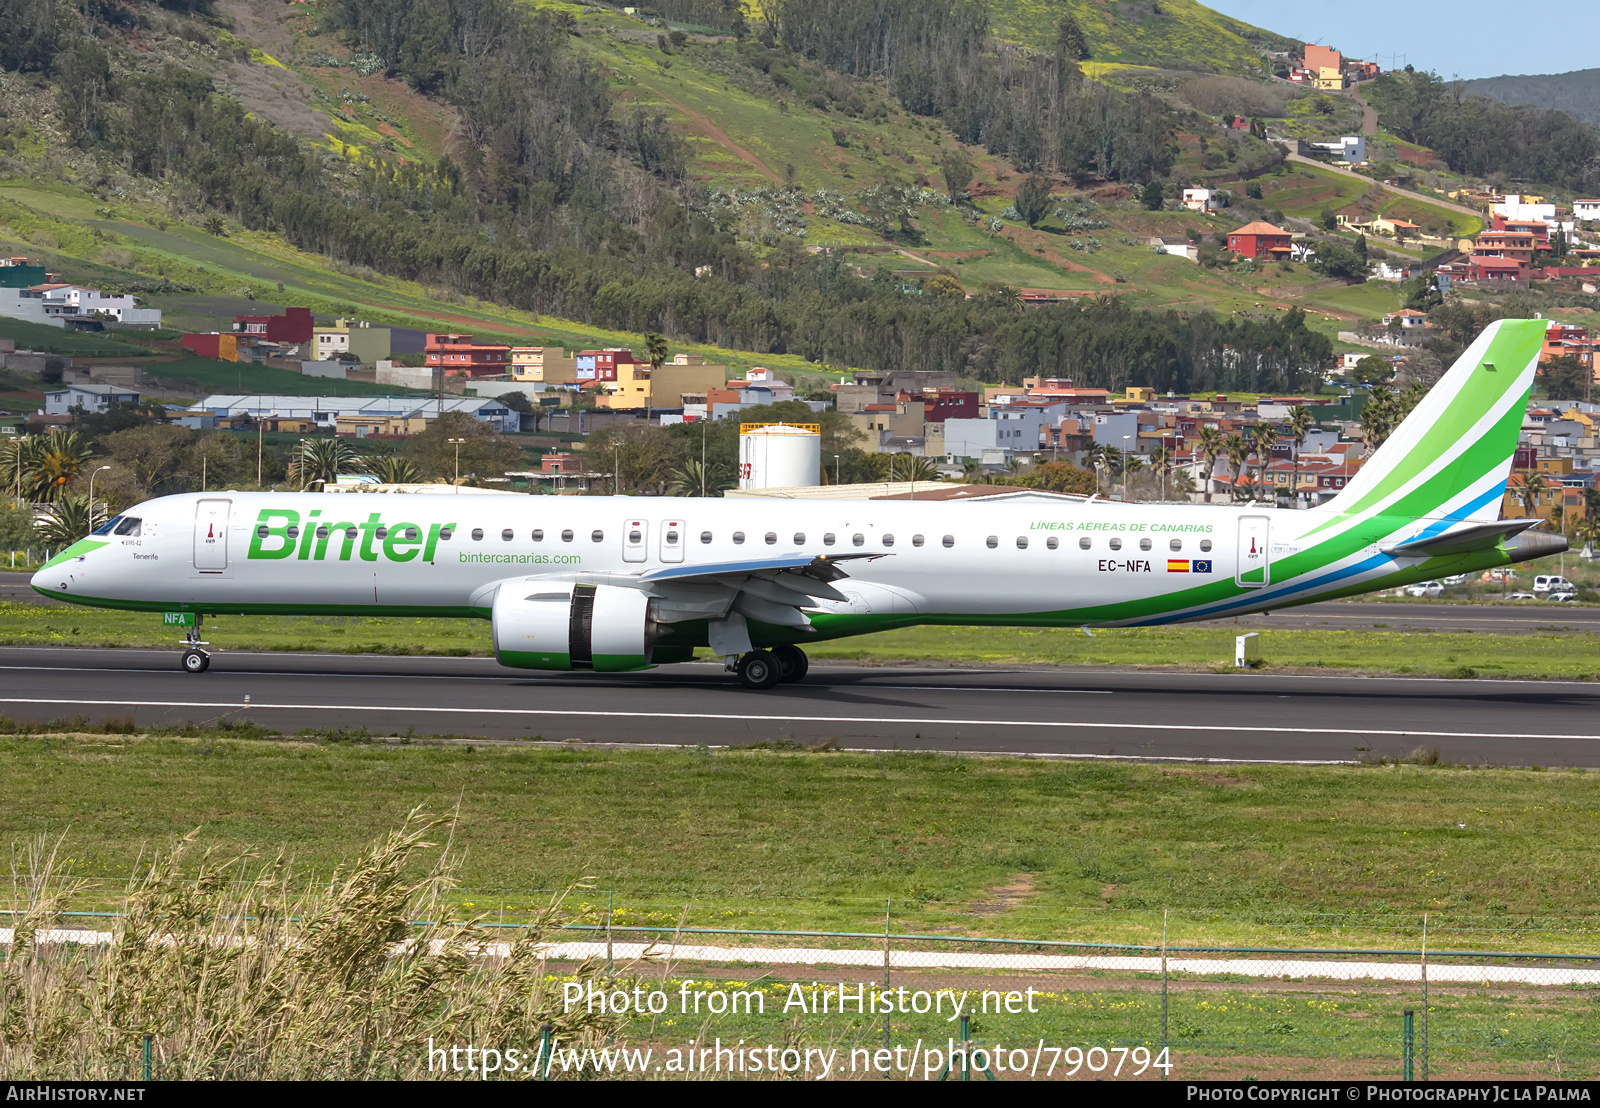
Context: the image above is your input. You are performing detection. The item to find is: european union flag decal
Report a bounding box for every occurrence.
[1193,559,1213,573]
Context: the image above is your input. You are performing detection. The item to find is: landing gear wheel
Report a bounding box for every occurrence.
[181,648,210,674]
[771,645,809,683]
[737,650,781,690]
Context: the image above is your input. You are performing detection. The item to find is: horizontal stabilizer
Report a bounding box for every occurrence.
[1381,518,1547,558]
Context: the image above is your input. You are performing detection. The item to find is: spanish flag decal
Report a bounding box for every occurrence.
[1167,559,1189,572]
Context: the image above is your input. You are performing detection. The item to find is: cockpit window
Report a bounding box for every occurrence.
[92,515,122,536]
[113,517,142,537]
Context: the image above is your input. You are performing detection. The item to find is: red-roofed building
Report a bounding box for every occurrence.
[1226,222,1292,260]
[233,306,313,344]
[425,333,512,377]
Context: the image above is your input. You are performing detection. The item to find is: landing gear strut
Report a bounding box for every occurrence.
[180,615,210,674]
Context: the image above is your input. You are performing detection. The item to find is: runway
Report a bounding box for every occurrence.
[2,646,1597,767]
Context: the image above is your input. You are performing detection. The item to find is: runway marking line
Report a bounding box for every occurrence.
[1,696,1595,743]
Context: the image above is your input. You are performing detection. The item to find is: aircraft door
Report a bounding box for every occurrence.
[622,519,648,563]
[660,519,684,563]
[193,499,231,572]
[1236,515,1269,588]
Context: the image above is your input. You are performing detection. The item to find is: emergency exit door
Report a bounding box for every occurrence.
[659,519,684,563]
[622,519,648,562]
[1236,515,1269,588]
[193,499,231,572]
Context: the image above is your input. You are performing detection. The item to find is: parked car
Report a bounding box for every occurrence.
[1547,592,1578,602]
[1534,575,1574,593]
[1405,581,1445,598]
[1441,574,1468,586]
[1504,592,1538,601]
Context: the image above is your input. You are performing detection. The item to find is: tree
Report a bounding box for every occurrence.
[1056,15,1089,60]
[1543,355,1587,402]
[369,455,422,484]
[104,424,190,494]
[938,147,974,205]
[644,332,668,372]
[922,273,965,298]
[1146,445,1172,501]
[1286,405,1315,508]
[1250,421,1278,500]
[38,495,91,547]
[1022,460,1094,495]
[1014,174,1053,229]
[403,413,524,485]
[202,215,226,236]
[0,499,35,555]
[293,438,365,490]
[1362,384,1398,450]
[1518,471,1548,519]
[24,430,93,503]
[1352,355,1394,386]
[1311,239,1369,281]
[1197,426,1224,503]
[1141,181,1165,211]
[1223,434,1249,501]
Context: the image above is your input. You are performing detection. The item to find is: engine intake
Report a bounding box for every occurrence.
[492,582,656,671]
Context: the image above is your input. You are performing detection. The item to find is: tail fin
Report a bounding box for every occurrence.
[1324,318,1545,524]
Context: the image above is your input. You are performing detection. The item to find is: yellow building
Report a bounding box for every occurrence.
[312,319,392,366]
[511,346,579,385]
[334,414,427,438]
[1313,66,1346,90]
[596,353,731,411]
[1126,386,1156,403]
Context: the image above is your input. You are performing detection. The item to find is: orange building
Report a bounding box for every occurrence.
[425,333,512,378]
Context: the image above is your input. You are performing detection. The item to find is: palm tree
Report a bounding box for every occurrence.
[368,455,422,485]
[27,430,93,503]
[1250,422,1279,502]
[38,494,91,548]
[1223,434,1249,503]
[894,454,940,481]
[293,438,364,490]
[1518,471,1548,519]
[1196,426,1224,504]
[1362,385,1397,451]
[960,458,984,483]
[1080,442,1107,494]
[1147,445,1172,502]
[1100,445,1122,496]
[1286,404,1315,509]
[668,458,732,497]
[643,332,668,419]
[0,434,30,502]
[1576,512,1600,560]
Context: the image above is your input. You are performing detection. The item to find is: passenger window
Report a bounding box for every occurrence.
[793,533,805,544]
[942,535,954,548]
[1109,537,1122,551]
[912,534,924,547]
[401,527,419,540]
[883,534,895,547]
[1200,539,1212,552]
[591,530,604,543]
[257,525,270,539]
[1170,539,1182,552]
[471,528,484,541]
[852,534,864,547]
[112,517,141,536]
[376,527,389,540]
[986,535,998,549]
[502,529,514,541]
[561,529,574,542]
[316,525,330,540]
[1047,536,1059,550]
[1079,537,1091,550]
[700,531,712,543]
[1016,536,1028,549]
[824,533,836,546]
[1139,538,1152,551]
[286,525,300,540]
[765,532,777,545]
[532,529,544,541]
[440,528,453,541]
[733,532,745,544]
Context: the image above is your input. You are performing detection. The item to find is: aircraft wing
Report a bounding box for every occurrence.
[632,552,888,631]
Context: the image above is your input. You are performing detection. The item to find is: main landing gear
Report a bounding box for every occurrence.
[180,614,210,674]
[732,646,808,690]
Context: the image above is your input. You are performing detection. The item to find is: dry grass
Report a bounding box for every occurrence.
[0,812,620,1079]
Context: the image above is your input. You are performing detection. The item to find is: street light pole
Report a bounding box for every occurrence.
[834,454,841,485]
[447,438,467,493]
[87,465,111,536]
[256,420,263,487]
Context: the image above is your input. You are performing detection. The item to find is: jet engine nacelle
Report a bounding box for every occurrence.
[491,581,655,671]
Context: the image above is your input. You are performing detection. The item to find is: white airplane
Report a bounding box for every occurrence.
[34,319,1562,689]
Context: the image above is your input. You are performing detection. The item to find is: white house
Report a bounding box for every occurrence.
[1149,237,1198,260]
[0,287,60,327]
[1493,194,1557,223]
[943,409,1052,460]
[1574,200,1600,224]
[44,383,141,415]
[1310,135,1366,163]
[1373,261,1412,282]
[1182,188,1219,213]
[34,284,161,328]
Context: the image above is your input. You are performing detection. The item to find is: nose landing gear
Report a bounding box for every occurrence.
[179,614,210,673]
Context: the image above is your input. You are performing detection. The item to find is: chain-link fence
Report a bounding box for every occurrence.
[9,901,1600,1079]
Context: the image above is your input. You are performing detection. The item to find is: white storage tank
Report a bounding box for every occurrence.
[739,422,821,490]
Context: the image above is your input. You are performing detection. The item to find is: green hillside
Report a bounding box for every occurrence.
[1463,68,1600,130]
[988,0,1296,75]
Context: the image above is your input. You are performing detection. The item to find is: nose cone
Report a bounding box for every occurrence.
[30,561,63,595]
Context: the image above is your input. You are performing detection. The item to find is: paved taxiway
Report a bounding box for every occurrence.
[2,646,1597,767]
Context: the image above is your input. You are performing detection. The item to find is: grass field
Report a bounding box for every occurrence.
[0,731,1597,950]
[4,599,1597,680]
